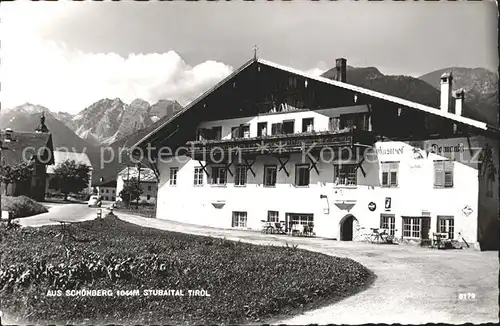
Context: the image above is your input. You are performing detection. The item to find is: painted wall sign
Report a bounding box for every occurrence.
[385,197,392,211]
[428,143,465,154]
[376,147,405,156]
[368,202,376,211]
[462,205,473,217]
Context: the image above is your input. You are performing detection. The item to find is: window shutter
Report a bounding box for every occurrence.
[379,215,384,229]
[231,127,239,139]
[382,172,389,186]
[390,171,398,186]
[434,161,444,187]
[271,123,278,135]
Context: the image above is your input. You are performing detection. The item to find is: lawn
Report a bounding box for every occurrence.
[0,215,374,325]
[1,195,48,219]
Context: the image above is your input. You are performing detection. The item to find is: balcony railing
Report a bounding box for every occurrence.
[185,128,375,158]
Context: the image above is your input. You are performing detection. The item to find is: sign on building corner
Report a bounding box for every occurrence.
[462,205,473,217]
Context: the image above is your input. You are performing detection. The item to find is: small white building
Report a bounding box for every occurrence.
[94,179,117,201]
[46,151,93,195]
[116,167,158,204]
[132,57,499,250]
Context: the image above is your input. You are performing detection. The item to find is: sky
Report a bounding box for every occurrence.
[0,0,497,114]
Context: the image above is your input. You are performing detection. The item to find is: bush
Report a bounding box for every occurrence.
[1,196,48,218]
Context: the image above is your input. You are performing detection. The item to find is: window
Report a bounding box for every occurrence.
[283,120,295,134]
[257,122,268,137]
[434,160,453,188]
[211,166,226,185]
[334,164,357,186]
[295,164,310,186]
[340,114,356,129]
[106,189,109,193]
[235,166,247,186]
[302,118,314,133]
[271,123,283,135]
[112,196,115,201]
[264,165,277,187]
[147,195,151,200]
[232,211,247,228]
[288,213,314,226]
[112,190,115,193]
[380,214,396,236]
[194,167,204,186]
[268,211,279,223]
[329,117,341,132]
[339,113,369,130]
[231,125,250,139]
[381,162,399,187]
[147,185,152,191]
[403,217,420,238]
[169,168,178,186]
[402,217,430,239]
[437,216,455,240]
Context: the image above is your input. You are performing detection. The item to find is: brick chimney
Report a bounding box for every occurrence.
[335,58,347,82]
[454,89,465,116]
[440,72,453,113]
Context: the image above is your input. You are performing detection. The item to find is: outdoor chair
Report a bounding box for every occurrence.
[274,222,285,234]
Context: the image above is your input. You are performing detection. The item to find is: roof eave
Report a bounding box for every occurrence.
[131,57,497,150]
[131,57,258,150]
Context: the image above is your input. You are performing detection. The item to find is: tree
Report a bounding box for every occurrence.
[119,177,143,206]
[0,162,33,195]
[52,159,91,200]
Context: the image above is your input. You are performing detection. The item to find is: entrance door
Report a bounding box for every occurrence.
[340,215,358,241]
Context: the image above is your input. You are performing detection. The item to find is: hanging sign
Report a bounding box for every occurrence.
[385,197,392,211]
[368,202,377,212]
[462,205,473,217]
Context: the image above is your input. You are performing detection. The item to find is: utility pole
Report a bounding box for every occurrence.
[127,165,131,207]
[136,163,141,209]
[0,137,8,216]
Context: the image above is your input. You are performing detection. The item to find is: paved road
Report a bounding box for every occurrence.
[13,208,498,325]
[17,201,108,227]
[116,213,498,325]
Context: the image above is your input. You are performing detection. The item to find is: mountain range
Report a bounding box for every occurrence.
[321,66,498,126]
[1,65,497,184]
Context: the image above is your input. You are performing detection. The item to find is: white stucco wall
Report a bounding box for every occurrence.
[154,132,491,244]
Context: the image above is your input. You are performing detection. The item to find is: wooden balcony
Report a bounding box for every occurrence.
[184,128,376,160]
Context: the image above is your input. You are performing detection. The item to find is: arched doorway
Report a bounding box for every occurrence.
[339,214,359,241]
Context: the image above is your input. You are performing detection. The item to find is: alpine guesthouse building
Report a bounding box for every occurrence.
[133,57,499,250]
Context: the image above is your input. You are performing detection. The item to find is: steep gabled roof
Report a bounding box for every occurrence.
[47,150,93,174]
[133,58,499,149]
[94,179,117,188]
[1,131,54,166]
[118,166,157,182]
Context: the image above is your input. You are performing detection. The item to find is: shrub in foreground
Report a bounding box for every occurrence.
[1,195,48,218]
[1,215,374,325]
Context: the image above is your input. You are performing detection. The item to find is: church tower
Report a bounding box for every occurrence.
[35,111,49,133]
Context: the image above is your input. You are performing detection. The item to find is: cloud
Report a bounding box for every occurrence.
[0,2,234,114]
